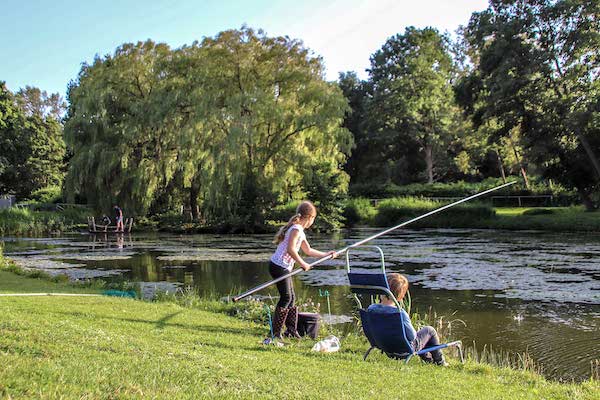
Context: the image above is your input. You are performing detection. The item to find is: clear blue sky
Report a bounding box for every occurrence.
[1,0,489,99]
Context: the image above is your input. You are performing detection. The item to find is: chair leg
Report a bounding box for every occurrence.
[363,346,375,361]
[405,354,413,364]
[458,343,465,363]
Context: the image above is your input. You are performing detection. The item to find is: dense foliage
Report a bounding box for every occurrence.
[340,28,467,185]
[4,1,599,227]
[340,1,599,209]
[64,28,352,228]
[0,82,66,198]
[458,0,600,209]
[349,176,574,199]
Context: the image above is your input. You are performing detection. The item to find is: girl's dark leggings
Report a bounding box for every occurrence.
[269,261,295,308]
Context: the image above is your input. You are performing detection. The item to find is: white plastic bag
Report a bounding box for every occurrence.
[311,335,340,353]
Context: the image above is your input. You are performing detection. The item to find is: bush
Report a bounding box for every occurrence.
[522,208,555,216]
[343,198,377,226]
[302,162,349,232]
[373,197,496,227]
[266,201,300,224]
[0,207,88,235]
[28,186,62,204]
[154,211,186,227]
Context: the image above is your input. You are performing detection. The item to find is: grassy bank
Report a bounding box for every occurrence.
[0,246,99,294]
[345,197,600,232]
[0,207,90,236]
[491,207,600,231]
[414,205,600,232]
[143,200,600,235]
[3,197,597,236]
[0,270,597,399]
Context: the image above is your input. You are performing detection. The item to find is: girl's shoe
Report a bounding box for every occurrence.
[435,357,449,367]
[262,337,285,347]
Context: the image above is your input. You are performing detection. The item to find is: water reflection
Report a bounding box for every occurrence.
[2,229,599,381]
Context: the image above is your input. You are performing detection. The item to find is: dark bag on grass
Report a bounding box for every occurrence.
[297,312,321,339]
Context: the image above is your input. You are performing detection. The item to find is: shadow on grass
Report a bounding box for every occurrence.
[156,311,184,330]
[52,310,265,337]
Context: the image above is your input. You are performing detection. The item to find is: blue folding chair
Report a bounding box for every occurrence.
[346,246,464,363]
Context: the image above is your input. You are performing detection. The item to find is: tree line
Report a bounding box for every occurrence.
[0,84,66,198]
[343,0,599,209]
[1,0,598,227]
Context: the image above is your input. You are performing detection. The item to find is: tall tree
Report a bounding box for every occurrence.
[195,28,352,226]
[0,82,66,197]
[338,71,369,181]
[15,86,66,120]
[64,28,352,227]
[64,41,180,214]
[369,27,459,183]
[461,0,600,208]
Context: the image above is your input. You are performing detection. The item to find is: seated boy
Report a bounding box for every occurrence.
[367,273,448,366]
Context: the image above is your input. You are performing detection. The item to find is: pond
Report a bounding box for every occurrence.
[2,228,599,382]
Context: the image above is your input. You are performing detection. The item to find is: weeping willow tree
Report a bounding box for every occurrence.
[64,28,352,226]
[195,27,352,225]
[64,41,187,214]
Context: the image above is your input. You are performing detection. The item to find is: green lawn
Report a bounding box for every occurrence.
[0,272,597,399]
[492,206,600,231]
[409,206,600,232]
[495,207,534,216]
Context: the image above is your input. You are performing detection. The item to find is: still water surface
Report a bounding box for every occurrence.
[3,228,599,381]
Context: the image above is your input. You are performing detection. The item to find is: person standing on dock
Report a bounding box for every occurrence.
[114,205,124,232]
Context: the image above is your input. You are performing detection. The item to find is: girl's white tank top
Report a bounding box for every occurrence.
[270,224,306,271]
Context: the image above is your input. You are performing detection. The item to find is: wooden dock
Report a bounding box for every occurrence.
[87,216,134,233]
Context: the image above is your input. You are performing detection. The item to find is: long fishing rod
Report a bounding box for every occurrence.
[232,181,516,302]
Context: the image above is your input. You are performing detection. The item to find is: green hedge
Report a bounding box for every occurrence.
[373,197,496,227]
[350,177,577,202]
[343,197,377,226]
[27,185,63,203]
[266,201,301,224]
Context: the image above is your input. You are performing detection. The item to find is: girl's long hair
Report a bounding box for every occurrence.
[273,201,317,244]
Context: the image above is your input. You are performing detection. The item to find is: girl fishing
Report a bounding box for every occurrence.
[267,201,336,341]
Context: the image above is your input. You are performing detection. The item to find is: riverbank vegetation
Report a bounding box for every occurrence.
[0,207,89,236]
[0,269,597,399]
[344,200,600,232]
[2,198,600,236]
